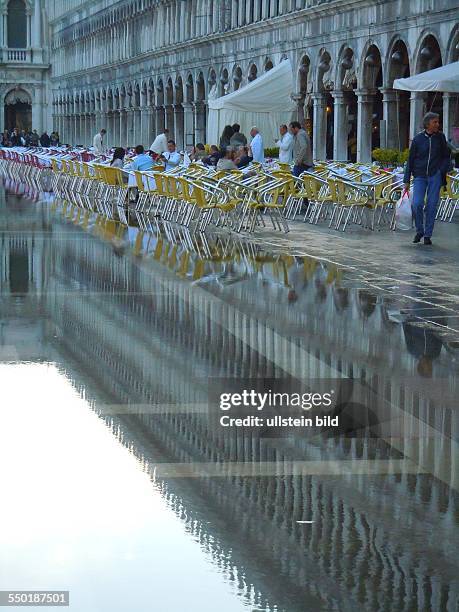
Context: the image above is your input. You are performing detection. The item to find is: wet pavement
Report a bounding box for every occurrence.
[0,178,458,612]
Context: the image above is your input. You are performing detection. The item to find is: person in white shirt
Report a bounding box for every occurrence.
[93,129,106,153]
[249,127,264,163]
[149,128,169,156]
[160,140,181,172]
[276,124,293,163]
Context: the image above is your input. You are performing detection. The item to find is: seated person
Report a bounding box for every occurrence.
[128,145,154,171]
[202,145,221,167]
[191,143,207,161]
[235,145,253,168]
[216,147,238,171]
[110,147,125,168]
[159,140,182,172]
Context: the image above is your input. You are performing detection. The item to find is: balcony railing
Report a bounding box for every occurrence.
[1,48,31,63]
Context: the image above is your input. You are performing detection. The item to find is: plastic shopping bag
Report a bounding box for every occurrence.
[395,191,413,230]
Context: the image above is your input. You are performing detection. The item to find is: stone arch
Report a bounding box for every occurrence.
[232,65,243,91]
[414,31,443,73]
[384,37,411,149]
[165,77,174,105]
[385,37,410,86]
[359,42,383,90]
[119,84,127,110]
[175,76,184,105]
[446,23,459,62]
[315,48,332,92]
[335,45,356,91]
[219,67,229,96]
[4,86,32,131]
[207,67,217,90]
[156,78,164,106]
[264,57,274,71]
[296,55,312,124]
[413,32,443,121]
[360,43,384,151]
[248,62,258,82]
[186,74,194,103]
[133,82,141,107]
[196,72,205,101]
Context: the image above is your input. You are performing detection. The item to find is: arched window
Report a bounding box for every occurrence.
[7,0,27,48]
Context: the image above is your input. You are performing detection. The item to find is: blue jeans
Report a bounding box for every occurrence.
[412,171,442,238]
[293,164,311,177]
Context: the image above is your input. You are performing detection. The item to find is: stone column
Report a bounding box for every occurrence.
[380,88,399,150]
[139,106,146,147]
[126,108,134,147]
[356,89,373,163]
[174,104,184,150]
[155,106,165,135]
[332,90,348,162]
[183,102,194,148]
[164,104,175,139]
[312,93,327,161]
[442,93,455,142]
[193,101,206,144]
[146,107,155,146]
[119,109,126,147]
[409,92,425,143]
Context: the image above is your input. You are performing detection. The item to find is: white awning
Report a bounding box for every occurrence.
[393,62,459,93]
[208,59,296,113]
[207,60,296,148]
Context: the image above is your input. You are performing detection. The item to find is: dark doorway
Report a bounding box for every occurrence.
[4,102,32,131]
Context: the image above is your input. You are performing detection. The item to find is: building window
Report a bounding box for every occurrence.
[8,0,27,48]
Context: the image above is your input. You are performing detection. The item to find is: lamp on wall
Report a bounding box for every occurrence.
[391,50,403,63]
[420,46,433,59]
[364,53,376,66]
[341,57,353,70]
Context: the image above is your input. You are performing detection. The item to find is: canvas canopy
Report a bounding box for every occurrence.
[207,59,296,148]
[393,61,459,93]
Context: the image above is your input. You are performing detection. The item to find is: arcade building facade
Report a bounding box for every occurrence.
[1,0,458,161]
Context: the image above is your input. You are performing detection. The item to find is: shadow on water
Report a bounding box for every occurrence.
[1,179,458,612]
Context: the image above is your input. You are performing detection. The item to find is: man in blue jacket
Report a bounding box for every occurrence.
[404,112,451,245]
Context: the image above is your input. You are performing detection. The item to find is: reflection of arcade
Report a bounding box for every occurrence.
[1,191,458,611]
[38,206,458,611]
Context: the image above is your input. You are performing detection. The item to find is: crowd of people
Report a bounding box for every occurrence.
[1,128,60,148]
[97,121,313,176]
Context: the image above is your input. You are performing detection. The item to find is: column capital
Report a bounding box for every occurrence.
[355,89,373,103]
[331,89,346,102]
[379,87,398,101]
[311,92,327,101]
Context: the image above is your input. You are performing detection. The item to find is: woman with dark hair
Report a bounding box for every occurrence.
[110,147,125,168]
[219,125,234,149]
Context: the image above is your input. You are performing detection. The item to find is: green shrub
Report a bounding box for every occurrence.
[372,148,410,166]
[372,148,398,164]
[397,149,409,165]
[264,147,279,158]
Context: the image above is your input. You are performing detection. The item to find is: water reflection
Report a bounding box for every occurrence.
[0,181,458,612]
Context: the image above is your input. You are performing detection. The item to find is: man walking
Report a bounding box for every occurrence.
[289,121,312,176]
[276,124,293,163]
[404,112,450,245]
[93,128,106,153]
